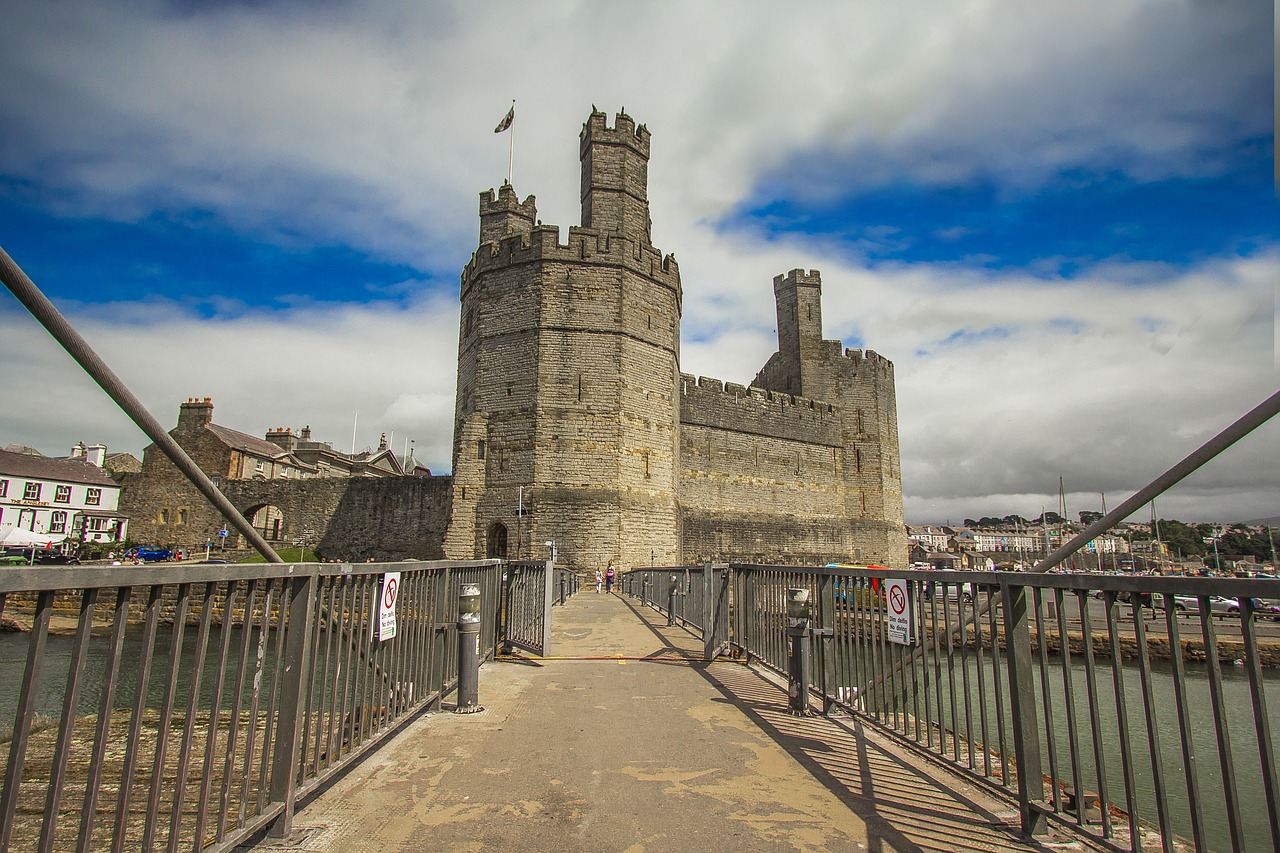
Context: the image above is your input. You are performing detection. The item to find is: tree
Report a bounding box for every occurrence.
[1079,510,1103,526]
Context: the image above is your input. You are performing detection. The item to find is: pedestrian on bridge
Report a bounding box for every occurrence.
[595,567,603,593]
[605,562,615,593]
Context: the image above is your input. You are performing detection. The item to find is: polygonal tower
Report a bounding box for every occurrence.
[444,109,682,571]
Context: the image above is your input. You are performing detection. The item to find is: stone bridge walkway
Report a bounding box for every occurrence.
[244,590,1098,853]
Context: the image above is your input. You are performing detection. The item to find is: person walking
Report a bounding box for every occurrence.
[594,567,603,593]
[605,561,615,594]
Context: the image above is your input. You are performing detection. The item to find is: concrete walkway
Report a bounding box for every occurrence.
[246,591,1095,853]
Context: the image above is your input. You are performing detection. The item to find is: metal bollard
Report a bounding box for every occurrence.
[455,582,484,714]
[786,588,813,716]
[559,573,566,605]
[668,574,678,626]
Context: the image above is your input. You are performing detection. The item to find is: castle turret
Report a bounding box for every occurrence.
[479,184,537,246]
[579,108,652,242]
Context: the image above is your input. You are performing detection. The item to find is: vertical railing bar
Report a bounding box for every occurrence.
[238,578,274,825]
[312,576,334,775]
[254,573,290,809]
[1238,597,1280,852]
[1198,597,1244,851]
[218,578,258,840]
[1001,580,1046,838]
[1129,598,1173,853]
[79,586,131,853]
[265,572,317,839]
[931,588,944,754]
[194,580,237,852]
[1057,588,1085,827]
[1161,594,1205,851]
[988,585,1009,789]
[257,578,291,811]
[1078,589,1113,838]
[321,576,346,770]
[1,590,52,850]
[38,588,98,853]
[1103,593,1140,852]
[112,584,164,853]
[959,587,975,769]
[945,584,960,763]
[166,582,217,853]
[352,576,371,747]
[299,577,326,780]
[142,581,192,851]
[1033,587,1059,806]
[973,587,991,777]
[338,577,359,756]
[910,579,923,743]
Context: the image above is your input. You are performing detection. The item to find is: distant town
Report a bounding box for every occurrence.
[908,515,1279,576]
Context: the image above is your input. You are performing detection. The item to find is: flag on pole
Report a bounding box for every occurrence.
[494,103,514,133]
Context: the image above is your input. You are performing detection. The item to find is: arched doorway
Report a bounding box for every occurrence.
[246,504,286,541]
[486,522,508,559]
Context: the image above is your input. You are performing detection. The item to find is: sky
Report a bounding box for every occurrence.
[0,0,1275,526]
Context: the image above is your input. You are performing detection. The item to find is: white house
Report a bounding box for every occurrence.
[0,446,128,548]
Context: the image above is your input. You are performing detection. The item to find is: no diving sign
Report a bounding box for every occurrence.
[374,572,401,641]
[886,578,915,646]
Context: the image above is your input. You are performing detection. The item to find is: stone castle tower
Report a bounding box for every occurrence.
[444,108,906,570]
[444,109,682,568]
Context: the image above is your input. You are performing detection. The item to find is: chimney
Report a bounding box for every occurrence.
[84,444,107,467]
[178,397,215,430]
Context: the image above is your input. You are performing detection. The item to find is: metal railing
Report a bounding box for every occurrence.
[0,558,501,852]
[622,563,1280,852]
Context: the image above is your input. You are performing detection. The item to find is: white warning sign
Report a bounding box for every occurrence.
[374,572,400,641]
[886,578,915,646]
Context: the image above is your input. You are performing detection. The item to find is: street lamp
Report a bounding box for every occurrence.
[544,540,557,563]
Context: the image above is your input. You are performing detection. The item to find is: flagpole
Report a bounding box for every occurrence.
[508,99,515,185]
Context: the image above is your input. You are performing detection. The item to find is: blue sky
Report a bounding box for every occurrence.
[0,0,1275,524]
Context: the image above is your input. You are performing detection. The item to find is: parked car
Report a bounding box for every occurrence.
[2,547,79,565]
[130,546,174,562]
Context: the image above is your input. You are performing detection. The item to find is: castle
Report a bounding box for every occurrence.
[120,108,906,570]
[440,108,905,569]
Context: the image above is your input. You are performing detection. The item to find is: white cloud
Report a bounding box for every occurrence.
[0,0,1274,524]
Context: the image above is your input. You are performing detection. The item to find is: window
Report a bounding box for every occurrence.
[178,509,188,525]
[50,511,66,533]
[24,482,41,501]
[0,479,7,497]
[212,476,222,488]
[85,488,101,506]
[55,485,71,503]
[88,517,107,532]
[255,461,266,473]
[160,509,170,524]
[477,440,486,460]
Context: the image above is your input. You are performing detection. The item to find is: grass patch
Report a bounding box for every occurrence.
[238,547,320,564]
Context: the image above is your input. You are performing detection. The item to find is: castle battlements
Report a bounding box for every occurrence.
[773,268,822,292]
[580,108,650,158]
[680,373,842,446]
[843,348,895,378]
[462,221,680,296]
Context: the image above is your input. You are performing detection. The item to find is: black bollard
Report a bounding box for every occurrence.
[786,588,813,716]
[455,582,484,714]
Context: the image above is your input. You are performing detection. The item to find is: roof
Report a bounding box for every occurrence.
[205,423,291,459]
[0,449,119,488]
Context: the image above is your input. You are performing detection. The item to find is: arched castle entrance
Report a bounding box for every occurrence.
[486,522,508,559]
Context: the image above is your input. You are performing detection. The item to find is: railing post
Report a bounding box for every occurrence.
[702,563,716,660]
[814,572,836,712]
[559,572,566,606]
[267,571,317,838]
[455,582,483,713]
[1001,580,1047,837]
[786,588,814,716]
[667,574,678,626]
[540,559,554,655]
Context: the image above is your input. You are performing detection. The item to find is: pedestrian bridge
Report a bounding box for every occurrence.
[1,560,1277,852]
